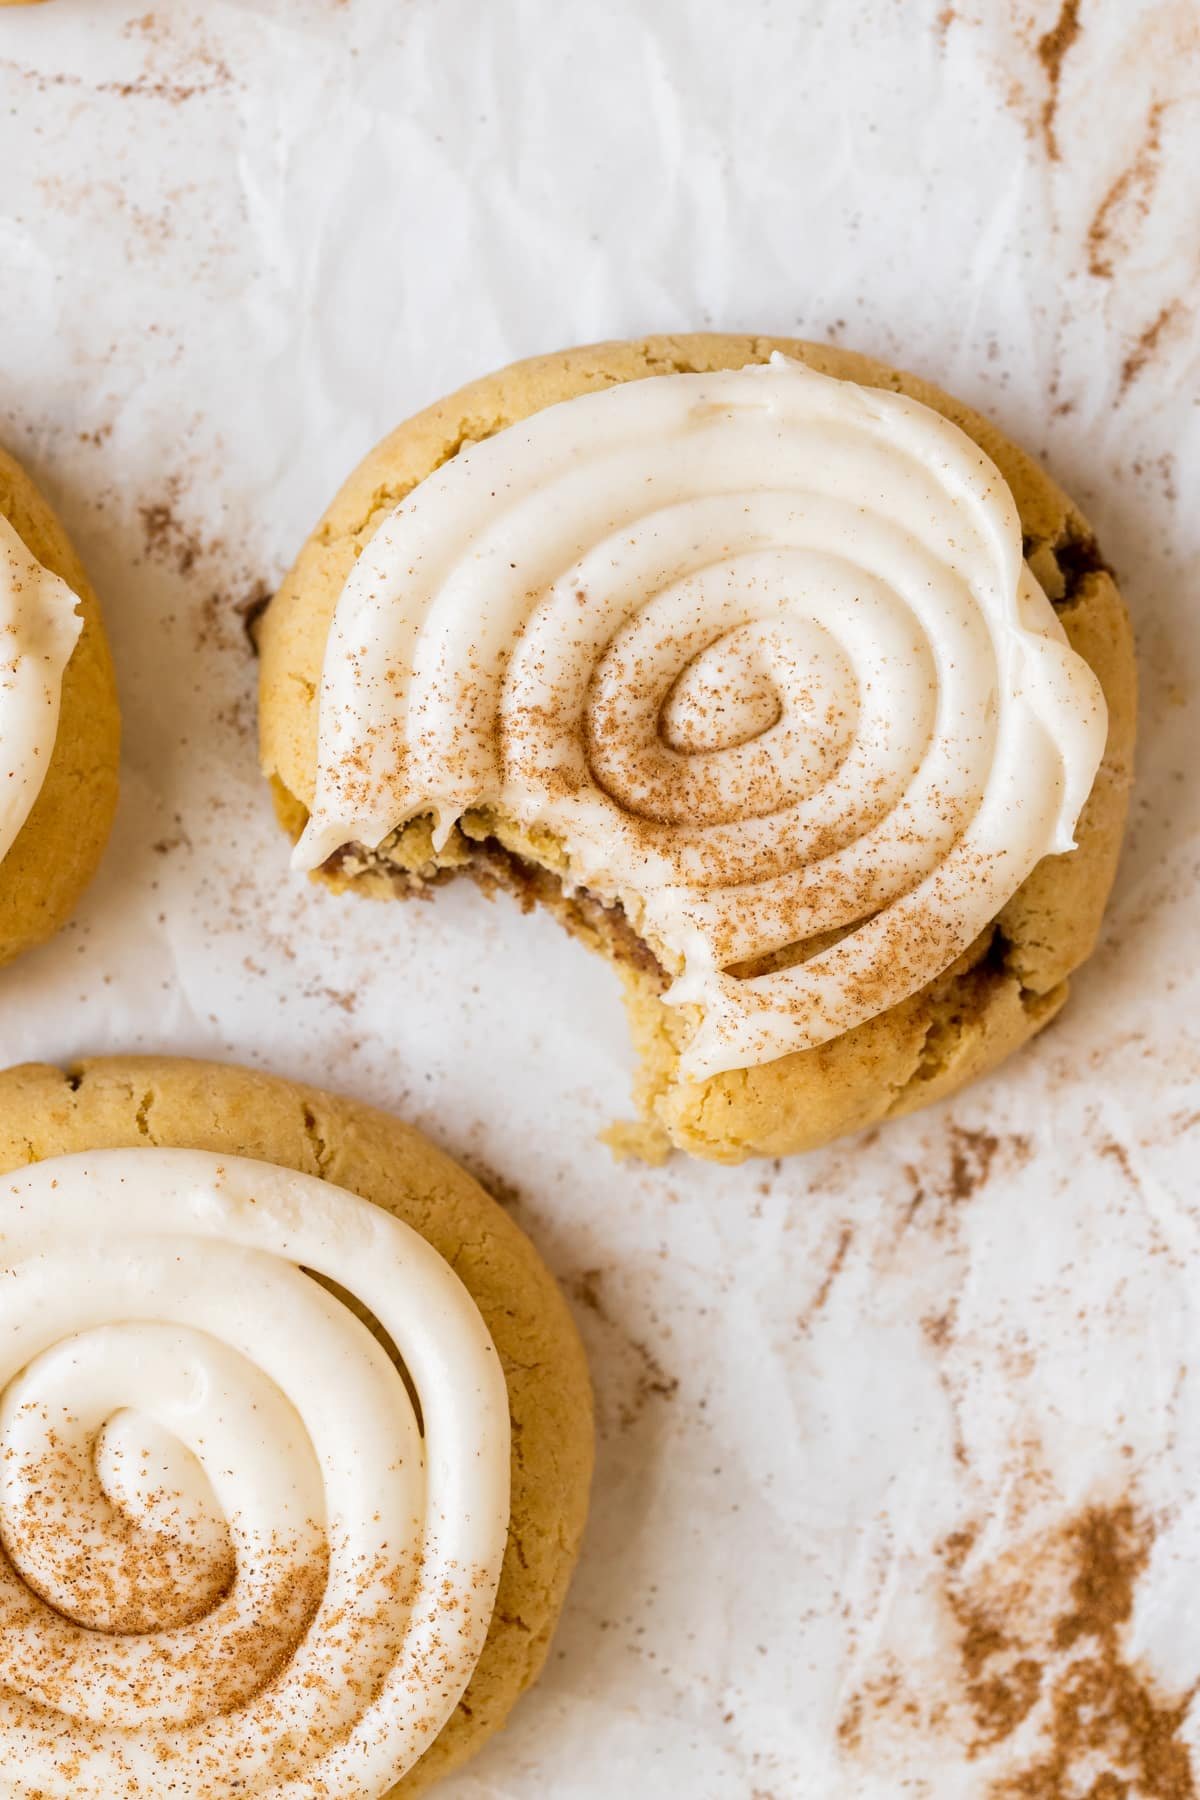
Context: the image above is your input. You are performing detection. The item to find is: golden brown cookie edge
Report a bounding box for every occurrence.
[0,447,121,966]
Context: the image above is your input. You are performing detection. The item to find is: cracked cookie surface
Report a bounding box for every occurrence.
[0,1055,594,1795]
[259,334,1136,1164]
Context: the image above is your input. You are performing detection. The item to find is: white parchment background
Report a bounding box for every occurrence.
[2,1,1199,1794]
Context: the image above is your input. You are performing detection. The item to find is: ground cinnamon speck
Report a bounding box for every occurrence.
[1119,302,1184,399]
[1087,102,1167,280]
[1036,0,1083,161]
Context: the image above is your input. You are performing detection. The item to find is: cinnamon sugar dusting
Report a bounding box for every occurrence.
[796,1223,854,1333]
[947,1123,1032,1203]
[569,1267,679,1432]
[2,1420,240,1637]
[839,1503,1196,1795]
[1087,102,1167,280]
[138,475,215,576]
[1119,302,1185,399]
[2,11,235,104]
[0,1524,493,1792]
[1036,0,1082,161]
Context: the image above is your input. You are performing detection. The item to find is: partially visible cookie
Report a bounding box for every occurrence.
[0,448,120,965]
[0,1056,594,1796]
[260,335,1136,1164]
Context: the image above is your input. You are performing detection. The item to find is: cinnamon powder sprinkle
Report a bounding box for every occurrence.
[1036,0,1083,161]
[841,1503,1196,1794]
[1119,302,1184,400]
[1087,102,1166,281]
[0,1410,495,1794]
[988,1506,1195,1798]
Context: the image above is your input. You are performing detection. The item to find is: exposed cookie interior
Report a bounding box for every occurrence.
[272,776,1067,1166]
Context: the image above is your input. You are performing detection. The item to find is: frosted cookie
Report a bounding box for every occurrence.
[0,1056,593,1797]
[259,335,1136,1164]
[0,447,119,964]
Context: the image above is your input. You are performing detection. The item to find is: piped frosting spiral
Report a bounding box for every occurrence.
[0,514,82,867]
[297,356,1107,1078]
[0,1148,510,1799]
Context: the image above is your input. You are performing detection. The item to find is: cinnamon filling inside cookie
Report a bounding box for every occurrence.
[323,812,672,989]
[312,804,1052,1093]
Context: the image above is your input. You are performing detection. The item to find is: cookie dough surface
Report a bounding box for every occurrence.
[259,335,1137,1163]
[0,1056,594,1796]
[0,447,120,966]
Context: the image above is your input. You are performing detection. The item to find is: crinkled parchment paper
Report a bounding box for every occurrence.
[1,1,1199,1793]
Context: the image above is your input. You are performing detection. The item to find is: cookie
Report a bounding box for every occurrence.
[0,1055,593,1796]
[259,334,1136,1164]
[0,447,120,965]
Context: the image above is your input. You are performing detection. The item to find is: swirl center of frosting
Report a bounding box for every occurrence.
[660,623,808,753]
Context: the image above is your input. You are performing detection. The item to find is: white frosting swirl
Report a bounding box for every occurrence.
[0,1148,510,1799]
[297,356,1107,1078]
[0,514,82,866]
